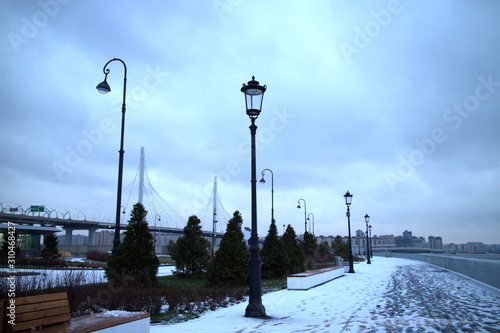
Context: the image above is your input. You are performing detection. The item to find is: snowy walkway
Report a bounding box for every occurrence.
[152,257,500,332]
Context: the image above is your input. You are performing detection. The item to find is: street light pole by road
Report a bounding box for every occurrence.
[344,191,355,273]
[241,76,267,318]
[96,58,127,255]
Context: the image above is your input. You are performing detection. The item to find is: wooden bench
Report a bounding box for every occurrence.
[287,266,345,290]
[1,292,150,333]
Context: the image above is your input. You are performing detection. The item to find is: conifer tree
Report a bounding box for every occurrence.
[302,231,321,269]
[206,211,249,286]
[42,232,60,259]
[106,203,159,286]
[170,215,210,278]
[317,241,331,256]
[281,224,305,274]
[260,219,289,278]
[301,231,318,255]
[331,235,349,261]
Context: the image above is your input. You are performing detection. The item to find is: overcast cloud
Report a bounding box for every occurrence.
[1,0,499,244]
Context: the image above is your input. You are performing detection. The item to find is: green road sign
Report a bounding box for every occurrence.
[30,205,45,212]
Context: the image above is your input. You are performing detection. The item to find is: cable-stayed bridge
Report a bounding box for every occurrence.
[83,147,231,233]
[0,148,230,250]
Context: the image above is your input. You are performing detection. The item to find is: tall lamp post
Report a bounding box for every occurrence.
[242,76,267,318]
[297,199,307,233]
[259,169,274,222]
[364,214,371,264]
[369,224,373,259]
[307,213,315,235]
[344,191,355,273]
[96,58,127,255]
[155,214,161,256]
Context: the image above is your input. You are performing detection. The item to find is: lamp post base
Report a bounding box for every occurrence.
[246,249,266,317]
[245,302,267,318]
[348,253,355,273]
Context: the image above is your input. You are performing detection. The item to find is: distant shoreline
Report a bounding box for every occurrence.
[443,253,500,261]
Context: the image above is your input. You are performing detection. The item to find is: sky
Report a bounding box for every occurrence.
[1,0,499,244]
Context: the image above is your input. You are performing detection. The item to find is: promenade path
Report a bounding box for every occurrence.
[152,257,500,332]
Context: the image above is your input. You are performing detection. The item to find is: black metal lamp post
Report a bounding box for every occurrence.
[242,76,267,318]
[369,224,373,259]
[154,214,161,256]
[308,213,315,235]
[344,191,355,273]
[364,214,371,264]
[259,169,274,222]
[97,58,127,255]
[297,199,307,233]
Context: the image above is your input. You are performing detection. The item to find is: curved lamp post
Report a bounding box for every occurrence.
[242,76,267,318]
[259,169,274,222]
[308,213,315,236]
[364,214,371,264]
[297,199,307,233]
[154,214,161,255]
[344,191,355,273]
[96,58,127,255]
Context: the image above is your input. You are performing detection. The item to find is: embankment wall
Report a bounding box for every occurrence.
[386,253,500,289]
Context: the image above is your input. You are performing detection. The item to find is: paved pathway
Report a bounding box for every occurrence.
[365,264,500,332]
[156,258,500,332]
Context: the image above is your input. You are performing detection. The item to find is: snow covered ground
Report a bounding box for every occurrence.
[152,257,500,332]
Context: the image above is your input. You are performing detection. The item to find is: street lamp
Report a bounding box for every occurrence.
[97,58,127,255]
[369,224,373,259]
[307,213,315,236]
[344,191,355,273]
[154,214,161,256]
[364,214,371,264]
[259,169,274,222]
[297,199,307,233]
[242,76,267,318]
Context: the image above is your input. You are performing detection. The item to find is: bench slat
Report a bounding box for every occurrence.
[13,313,71,332]
[13,292,68,306]
[16,305,70,322]
[16,299,70,314]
